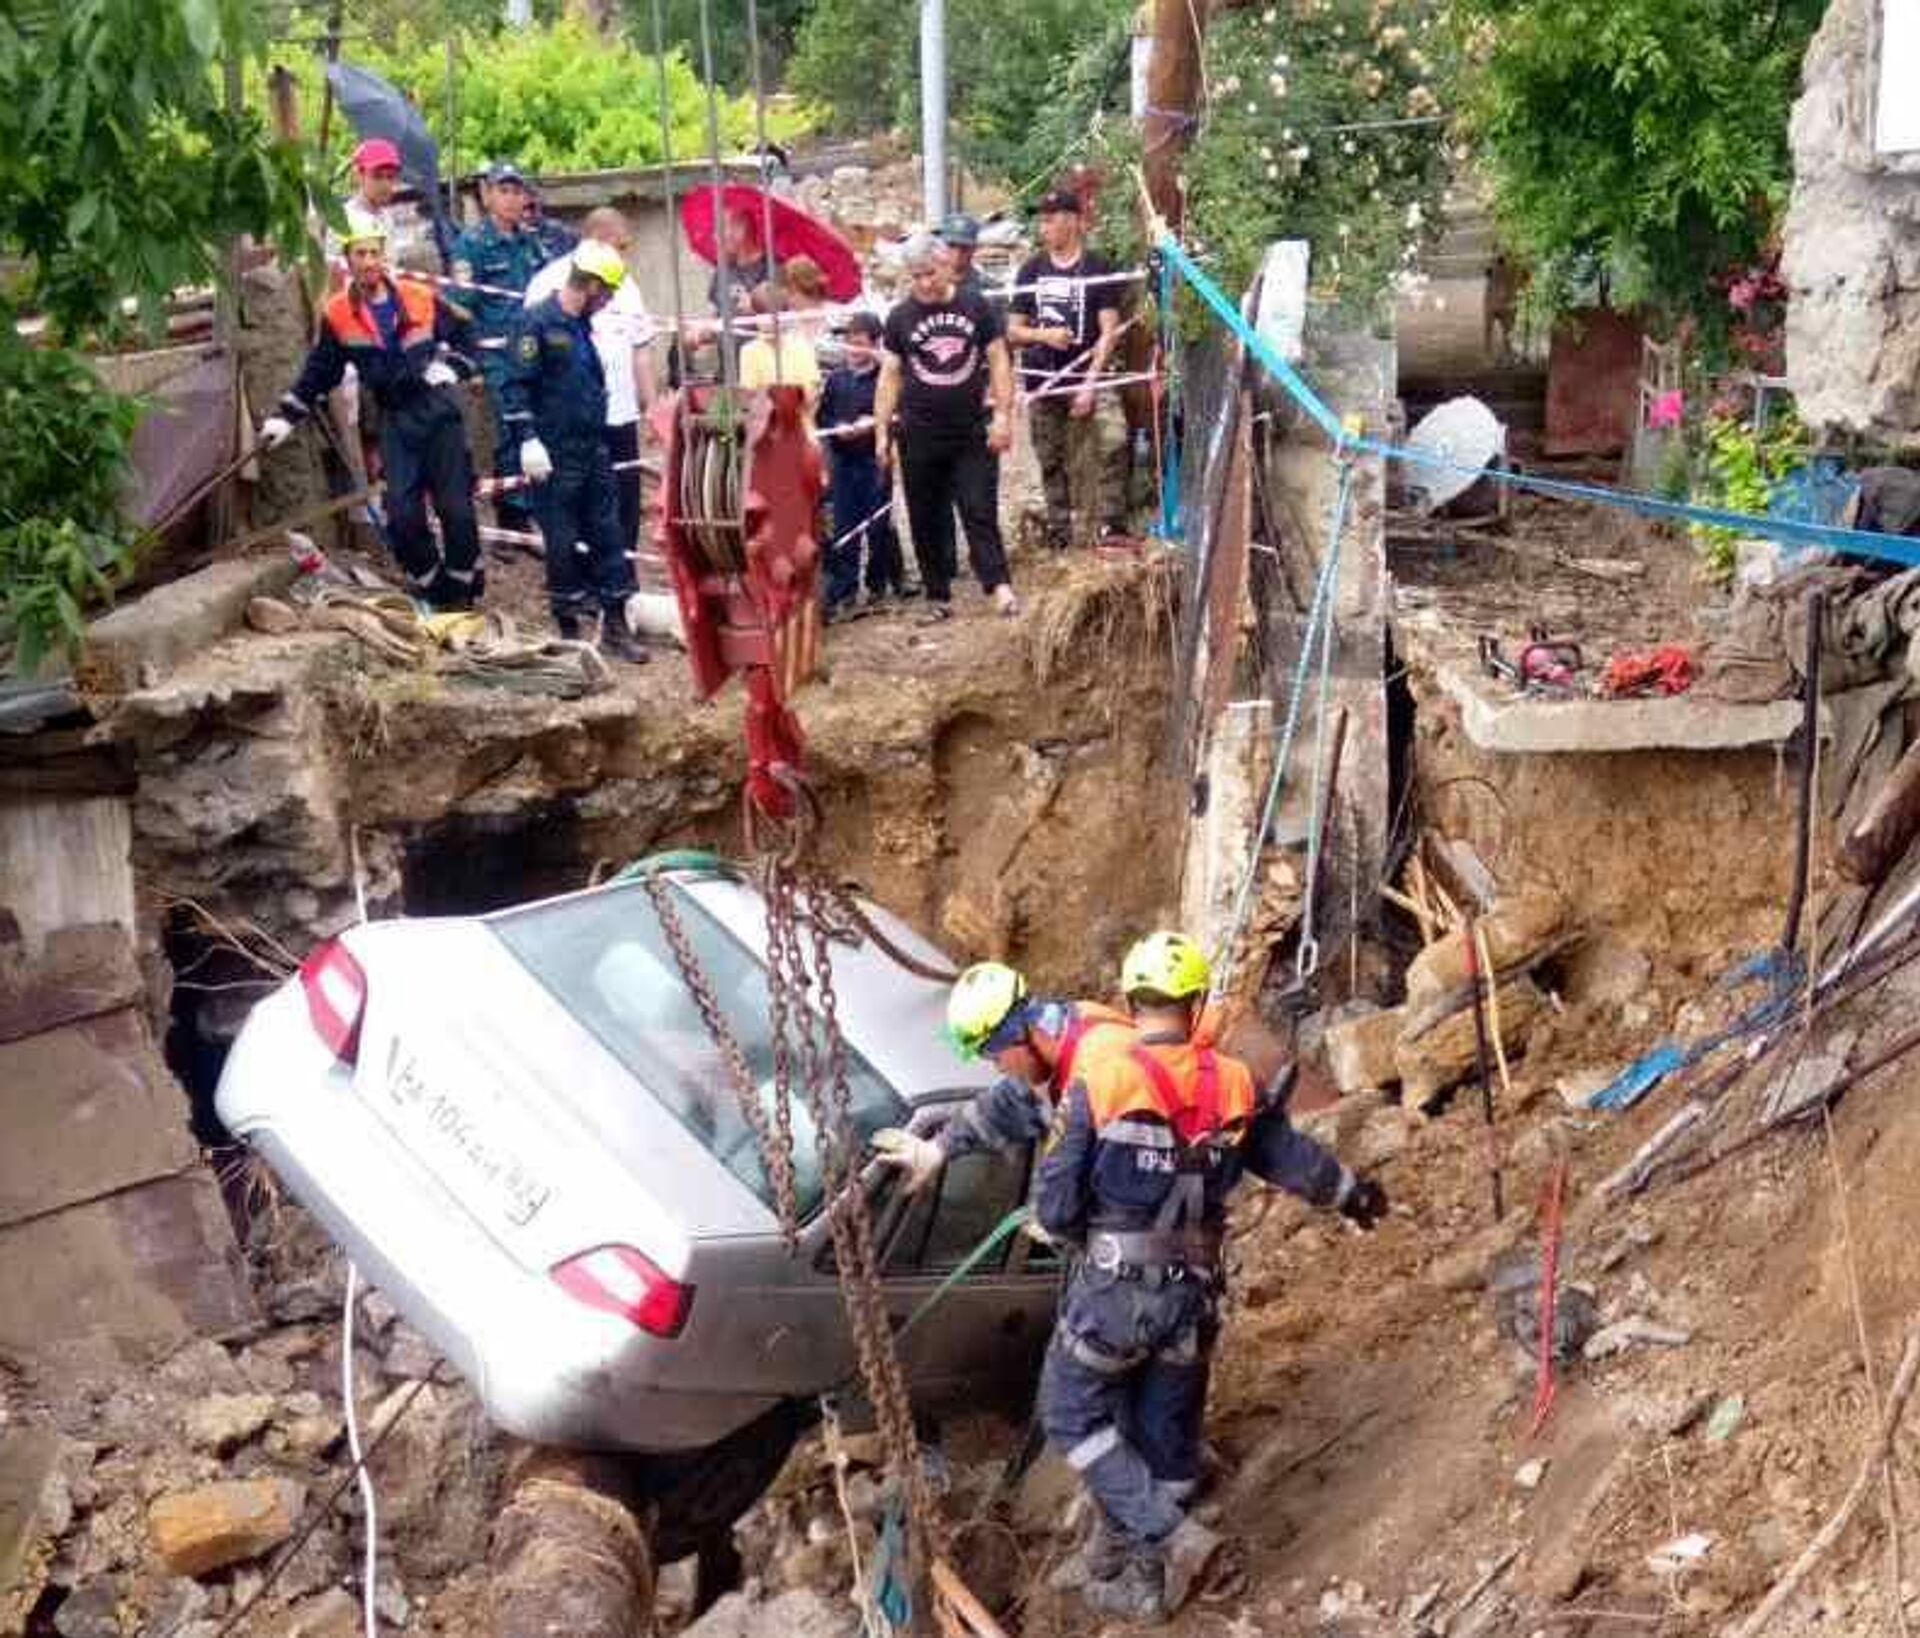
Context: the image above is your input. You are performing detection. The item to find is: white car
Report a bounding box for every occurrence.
[216,857,1062,1556]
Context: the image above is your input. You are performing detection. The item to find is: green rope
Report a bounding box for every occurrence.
[892,1206,1035,1346]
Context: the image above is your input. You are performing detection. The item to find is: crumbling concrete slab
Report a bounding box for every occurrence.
[0,795,133,951]
[0,924,143,1043]
[0,1007,198,1227]
[76,555,297,696]
[0,1171,255,1363]
[1438,665,1810,754]
[0,1428,68,1630]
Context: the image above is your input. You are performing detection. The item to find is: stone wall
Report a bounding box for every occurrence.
[1783,0,1920,443]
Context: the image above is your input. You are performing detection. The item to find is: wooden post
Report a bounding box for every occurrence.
[1142,0,1209,229]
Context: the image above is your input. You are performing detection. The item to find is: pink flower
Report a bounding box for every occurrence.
[1728,277,1759,313]
[1647,389,1684,431]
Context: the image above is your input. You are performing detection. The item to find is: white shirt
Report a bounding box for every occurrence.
[326,196,438,273]
[525,253,657,428]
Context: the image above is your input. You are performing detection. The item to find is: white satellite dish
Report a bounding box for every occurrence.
[1405,396,1506,512]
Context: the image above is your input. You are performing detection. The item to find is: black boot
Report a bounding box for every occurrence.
[554,613,584,641]
[600,619,650,664]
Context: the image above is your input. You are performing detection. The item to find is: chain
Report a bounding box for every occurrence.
[640,871,800,1249]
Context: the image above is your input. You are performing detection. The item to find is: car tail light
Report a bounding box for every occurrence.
[552,1246,694,1338]
[300,938,367,1064]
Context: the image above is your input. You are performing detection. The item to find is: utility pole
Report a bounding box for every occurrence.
[920,0,947,222]
[1142,0,1208,229]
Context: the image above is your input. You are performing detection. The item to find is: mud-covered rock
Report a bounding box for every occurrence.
[147,1478,305,1577]
[181,1394,275,1454]
[682,1588,861,1638]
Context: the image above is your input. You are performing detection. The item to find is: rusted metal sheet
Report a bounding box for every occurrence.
[1544,308,1644,458]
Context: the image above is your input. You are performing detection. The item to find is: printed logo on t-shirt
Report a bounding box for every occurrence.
[1036,274,1085,338]
[907,311,984,387]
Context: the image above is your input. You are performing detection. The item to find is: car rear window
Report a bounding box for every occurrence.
[488,878,907,1220]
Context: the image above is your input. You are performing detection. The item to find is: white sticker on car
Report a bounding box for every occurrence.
[373,1044,554,1231]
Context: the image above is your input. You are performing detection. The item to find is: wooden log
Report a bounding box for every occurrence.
[1836,736,1920,887]
[490,1450,654,1638]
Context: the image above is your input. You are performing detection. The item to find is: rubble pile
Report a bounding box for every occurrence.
[0,1224,502,1638]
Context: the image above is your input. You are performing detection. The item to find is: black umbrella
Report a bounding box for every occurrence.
[326,61,455,265]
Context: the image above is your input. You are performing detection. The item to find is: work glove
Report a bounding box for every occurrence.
[258,415,294,450]
[1019,1209,1055,1248]
[520,438,554,484]
[870,1128,944,1194]
[1337,1172,1388,1231]
[423,359,459,388]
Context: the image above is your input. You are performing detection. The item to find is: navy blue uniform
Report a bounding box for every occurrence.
[817,363,902,607]
[1035,1033,1355,1550]
[280,279,482,606]
[502,296,637,624]
[453,218,549,524]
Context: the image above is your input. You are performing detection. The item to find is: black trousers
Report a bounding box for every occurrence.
[381,396,480,601]
[898,430,1009,603]
[607,420,643,553]
[533,434,637,621]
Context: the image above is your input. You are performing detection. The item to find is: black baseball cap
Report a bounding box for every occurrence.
[483,160,527,187]
[1036,189,1082,216]
[843,310,884,339]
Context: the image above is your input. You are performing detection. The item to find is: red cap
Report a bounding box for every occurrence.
[352,138,402,173]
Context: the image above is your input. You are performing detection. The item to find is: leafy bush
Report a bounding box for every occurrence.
[0,334,140,674]
[1689,407,1810,582]
[324,21,800,176]
[1458,0,1825,331]
[1180,0,1454,312]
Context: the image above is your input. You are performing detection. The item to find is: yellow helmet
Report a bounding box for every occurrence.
[573,239,627,291]
[945,961,1030,1059]
[1120,931,1211,1002]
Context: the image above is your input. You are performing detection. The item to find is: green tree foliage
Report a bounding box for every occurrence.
[0,0,317,671]
[312,20,793,175]
[787,0,1133,182]
[0,337,141,676]
[621,0,815,90]
[1180,0,1454,307]
[1458,0,1825,326]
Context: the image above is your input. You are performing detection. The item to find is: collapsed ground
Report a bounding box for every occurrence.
[10,496,1920,1638]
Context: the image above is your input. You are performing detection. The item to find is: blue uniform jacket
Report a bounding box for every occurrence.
[1035,1066,1350,1243]
[501,297,610,446]
[451,219,550,343]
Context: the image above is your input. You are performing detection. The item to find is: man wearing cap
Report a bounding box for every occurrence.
[453,162,549,533]
[329,138,437,273]
[503,242,648,662]
[524,207,659,553]
[258,228,485,610]
[937,212,987,299]
[1008,190,1129,550]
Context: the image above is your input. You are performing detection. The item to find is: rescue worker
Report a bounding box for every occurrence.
[502,240,648,661]
[453,161,548,534]
[1036,932,1387,1619]
[258,227,484,609]
[872,962,1139,1187]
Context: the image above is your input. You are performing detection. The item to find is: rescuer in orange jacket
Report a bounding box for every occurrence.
[259,229,483,609]
[1034,931,1387,1621]
[870,962,1139,1189]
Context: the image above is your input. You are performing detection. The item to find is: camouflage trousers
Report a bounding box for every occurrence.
[1028,390,1131,547]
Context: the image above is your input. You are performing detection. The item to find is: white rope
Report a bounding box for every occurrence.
[342,1263,379,1638]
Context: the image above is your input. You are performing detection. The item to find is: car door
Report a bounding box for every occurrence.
[873,1106,1058,1409]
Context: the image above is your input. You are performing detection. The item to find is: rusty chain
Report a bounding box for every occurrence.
[639,870,801,1249]
[761,855,947,1565]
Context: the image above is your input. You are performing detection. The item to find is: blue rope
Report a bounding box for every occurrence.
[1158,234,1920,570]
[1159,253,1182,542]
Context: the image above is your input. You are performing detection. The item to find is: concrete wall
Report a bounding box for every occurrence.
[1783,0,1920,442]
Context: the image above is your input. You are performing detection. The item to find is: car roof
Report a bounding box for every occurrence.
[676,870,999,1105]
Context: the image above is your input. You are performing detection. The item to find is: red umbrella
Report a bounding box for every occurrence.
[679,184,863,302]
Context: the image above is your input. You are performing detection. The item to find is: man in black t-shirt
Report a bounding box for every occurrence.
[1008,190,1128,549]
[876,234,1019,620]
